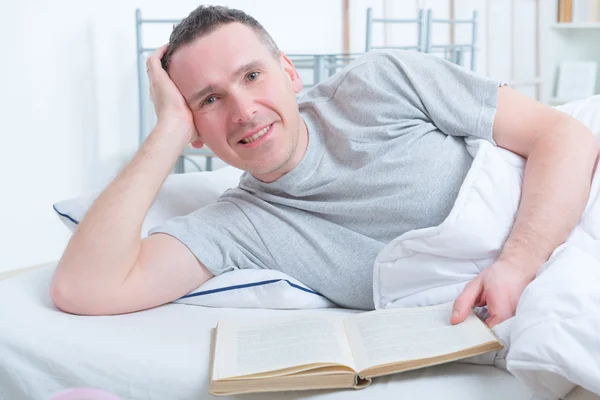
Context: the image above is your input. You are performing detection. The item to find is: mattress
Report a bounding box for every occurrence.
[0,264,534,400]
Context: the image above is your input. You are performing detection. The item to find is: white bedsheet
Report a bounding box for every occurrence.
[0,264,532,400]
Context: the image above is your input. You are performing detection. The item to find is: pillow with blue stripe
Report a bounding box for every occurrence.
[53,166,245,237]
[52,166,335,309]
[175,269,335,309]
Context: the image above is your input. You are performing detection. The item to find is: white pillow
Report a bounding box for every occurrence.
[53,166,245,237]
[52,166,335,310]
[175,269,335,309]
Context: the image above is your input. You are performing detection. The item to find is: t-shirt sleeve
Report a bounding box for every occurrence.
[147,199,273,276]
[368,49,506,145]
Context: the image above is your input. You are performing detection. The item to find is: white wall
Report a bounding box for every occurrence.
[0,0,552,272]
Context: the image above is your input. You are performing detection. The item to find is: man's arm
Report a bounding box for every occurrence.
[452,86,598,326]
[494,86,597,274]
[51,45,213,316]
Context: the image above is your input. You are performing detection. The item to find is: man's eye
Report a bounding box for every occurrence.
[203,96,216,106]
[247,72,259,81]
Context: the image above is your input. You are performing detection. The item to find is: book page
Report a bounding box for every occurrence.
[213,315,356,380]
[343,302,498,373]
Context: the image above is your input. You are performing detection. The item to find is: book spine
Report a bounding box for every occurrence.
[565,0,573,22]
[593,0,600,22]
[558,0,574,22]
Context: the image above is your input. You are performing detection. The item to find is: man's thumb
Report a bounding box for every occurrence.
[451,277,482,325]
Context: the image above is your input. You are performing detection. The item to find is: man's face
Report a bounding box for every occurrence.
[168,22,305,182]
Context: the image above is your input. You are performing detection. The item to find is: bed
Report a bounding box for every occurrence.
[0,263,535,400]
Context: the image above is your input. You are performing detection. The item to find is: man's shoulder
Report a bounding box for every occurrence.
[327,49,436,85]
[338,49,419,74]
[296,50,437,105]
[362,48,443,70]
[364,48,431,60]
[297,54,370,103]
[296,51,400,105]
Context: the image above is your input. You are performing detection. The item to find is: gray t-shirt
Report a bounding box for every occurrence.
[150,49,503,310]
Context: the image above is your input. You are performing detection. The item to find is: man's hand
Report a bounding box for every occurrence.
[147,44,203,148]
[450,259,537,327]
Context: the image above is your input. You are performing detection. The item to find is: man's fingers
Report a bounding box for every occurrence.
[484,296,514,328]
[451,277,482,325]
[485,314,506,328]
[475,292,487,307]
[156,43,170,57]
[146,43,170,73]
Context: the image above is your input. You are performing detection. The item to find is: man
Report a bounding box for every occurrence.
[51,5,597,328]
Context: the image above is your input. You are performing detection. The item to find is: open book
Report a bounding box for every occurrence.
[209,302,502,396]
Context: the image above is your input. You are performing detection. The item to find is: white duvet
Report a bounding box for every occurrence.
[373,95,600,399]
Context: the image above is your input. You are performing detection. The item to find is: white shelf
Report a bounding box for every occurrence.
[552,22,600,29]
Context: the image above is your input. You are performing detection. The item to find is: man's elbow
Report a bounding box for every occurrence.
[50,277,77,314]
[50,273,110,316]
[560,114,597,145]
[568,118,599,166]
[540,116,598,161]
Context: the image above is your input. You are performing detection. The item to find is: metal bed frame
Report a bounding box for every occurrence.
[365,8,478,70]
[135,7,478,173]
[425,9,478,71]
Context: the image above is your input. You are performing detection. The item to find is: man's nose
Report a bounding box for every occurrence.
[230,94,257,124]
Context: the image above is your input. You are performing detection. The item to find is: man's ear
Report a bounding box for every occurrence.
[280,52,303,93]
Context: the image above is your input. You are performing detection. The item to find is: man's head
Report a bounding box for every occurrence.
[162,6,307,182]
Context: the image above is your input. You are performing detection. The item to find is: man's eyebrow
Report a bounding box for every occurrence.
[231,60,265,79]
[187,60,266,105]
[187,85,215,105]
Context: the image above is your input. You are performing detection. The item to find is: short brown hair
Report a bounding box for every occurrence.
[161,5,280,71]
